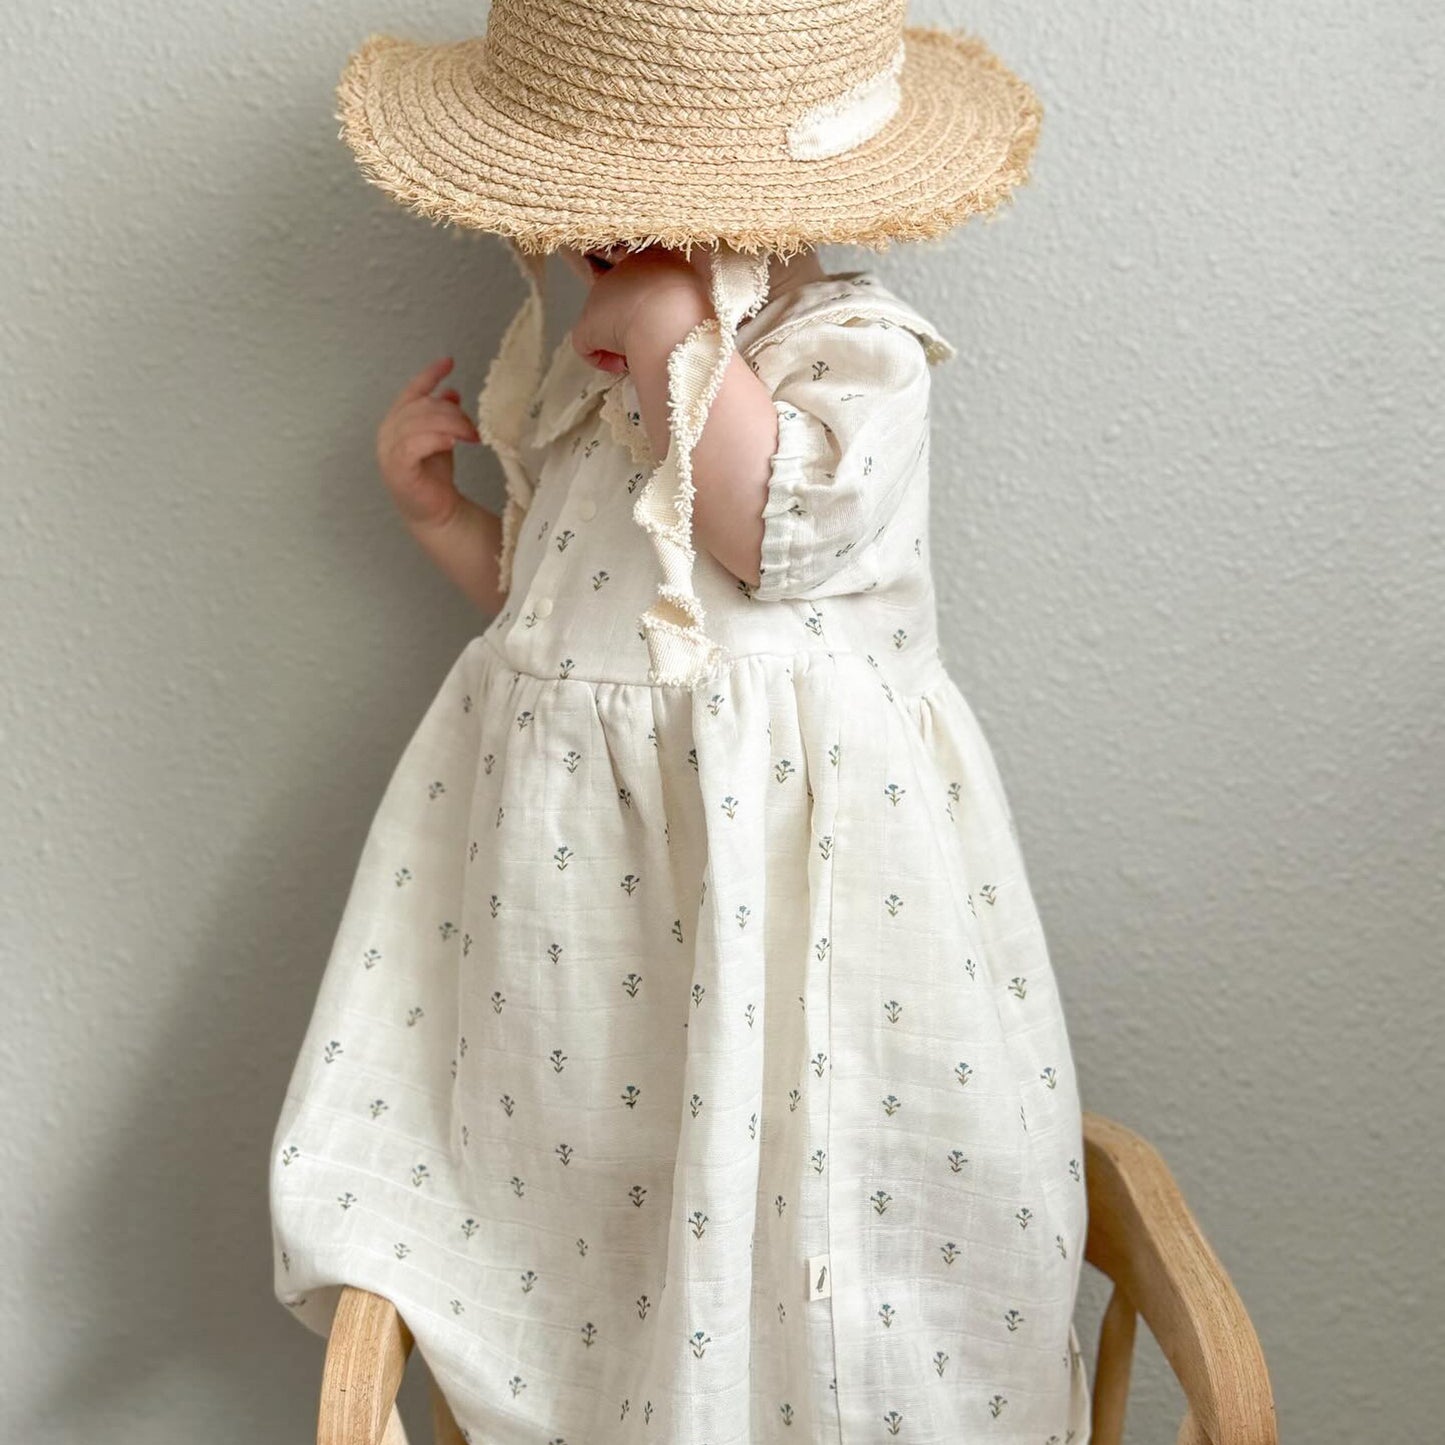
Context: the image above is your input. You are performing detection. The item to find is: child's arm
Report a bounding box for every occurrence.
[377,356,508,616]
[623,298,777,588]
[403,495,507,617]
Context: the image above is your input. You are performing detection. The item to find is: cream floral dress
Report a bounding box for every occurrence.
[270,268,1092,1445]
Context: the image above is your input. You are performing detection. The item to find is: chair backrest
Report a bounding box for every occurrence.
[1081,1112,1278,1445]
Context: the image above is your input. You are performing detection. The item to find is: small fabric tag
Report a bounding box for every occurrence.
[806,1254,831,1300]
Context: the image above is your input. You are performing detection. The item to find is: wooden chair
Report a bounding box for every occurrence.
[314,1112,1278,1445]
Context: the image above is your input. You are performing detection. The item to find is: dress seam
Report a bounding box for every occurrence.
[475,629,950,697]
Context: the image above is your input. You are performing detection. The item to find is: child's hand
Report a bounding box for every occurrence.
[376,357,481,530]
[569,246,712,375]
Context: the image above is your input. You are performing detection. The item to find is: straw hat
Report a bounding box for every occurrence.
[335,1,1043,687]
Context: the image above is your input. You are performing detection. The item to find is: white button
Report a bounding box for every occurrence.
[533,596,554,619]
[576,498,597,522]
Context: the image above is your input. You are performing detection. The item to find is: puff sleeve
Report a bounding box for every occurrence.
[745,315,933,602]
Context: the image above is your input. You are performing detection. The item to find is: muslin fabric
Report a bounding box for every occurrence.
[269,272,1092,1445]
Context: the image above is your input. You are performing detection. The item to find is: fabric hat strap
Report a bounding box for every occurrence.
[479,243,771,690]
[478,242,548,597]
[632,247,772,688]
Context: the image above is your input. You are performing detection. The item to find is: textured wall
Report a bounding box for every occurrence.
[2,1,1440,1441]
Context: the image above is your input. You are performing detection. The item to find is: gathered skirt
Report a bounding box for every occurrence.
[270,635,1091,1444]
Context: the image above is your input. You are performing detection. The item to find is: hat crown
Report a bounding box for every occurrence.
[481,0,908,160]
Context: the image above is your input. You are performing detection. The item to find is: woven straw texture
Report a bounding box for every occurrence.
[336,0,1042,257]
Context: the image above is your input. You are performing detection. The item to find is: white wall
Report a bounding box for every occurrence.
[2,2,1440,1440]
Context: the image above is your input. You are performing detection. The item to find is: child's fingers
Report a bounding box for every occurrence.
[397,356,454,404]
[397,429,470,465]
[405,394,473,423]
[402,395,479,436]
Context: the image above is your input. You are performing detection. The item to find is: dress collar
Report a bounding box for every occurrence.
[522,337,625,453]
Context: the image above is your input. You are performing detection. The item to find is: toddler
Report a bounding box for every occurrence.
[270,4,1091,1443]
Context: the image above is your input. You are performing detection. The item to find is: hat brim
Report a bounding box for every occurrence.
[336,25,1042,257]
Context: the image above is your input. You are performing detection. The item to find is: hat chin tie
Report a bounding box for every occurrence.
[477,242,548,598]
[481,242,772,690]
[629,246,772,689]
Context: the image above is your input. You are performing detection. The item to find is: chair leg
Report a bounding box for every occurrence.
[430,1377,466,1445]
[1091,1283,1138,1445]
[318,1287,414,1445]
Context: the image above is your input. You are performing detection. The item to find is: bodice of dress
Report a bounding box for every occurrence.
[480,268,959,698]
